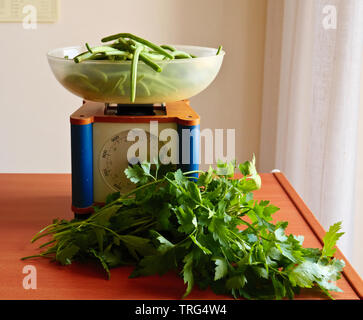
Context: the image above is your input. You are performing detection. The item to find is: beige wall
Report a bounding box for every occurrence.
[0,0,267,173]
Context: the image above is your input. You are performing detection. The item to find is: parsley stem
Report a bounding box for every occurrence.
[31,224,81,243]
[174,230,197,247]
[238,219,272,242]
[129,221,157,234]
[39,239,57,248]
[103,178,165,208]
[32,222,58,237]
[21,253,54,260]
[118,217,154,232]
[86,222,124,240]
[269,266,288,279]
[182,170,204,176]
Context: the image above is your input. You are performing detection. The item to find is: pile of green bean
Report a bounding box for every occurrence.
[66,33,223,103]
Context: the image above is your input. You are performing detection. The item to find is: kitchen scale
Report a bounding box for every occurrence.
[47,43,224,217]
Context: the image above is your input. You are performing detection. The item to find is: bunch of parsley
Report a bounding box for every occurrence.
[23,158,345,300]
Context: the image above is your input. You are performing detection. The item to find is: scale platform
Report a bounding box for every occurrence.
[71,100,199,126]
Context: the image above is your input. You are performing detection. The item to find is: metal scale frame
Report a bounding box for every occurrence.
[70,100,200,218]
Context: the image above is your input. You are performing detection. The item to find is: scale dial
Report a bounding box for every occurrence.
[98,130,164,194]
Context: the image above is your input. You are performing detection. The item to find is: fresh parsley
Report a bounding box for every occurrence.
[22,158,345,300]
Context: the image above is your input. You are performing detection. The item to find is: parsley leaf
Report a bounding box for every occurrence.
[214,258,228,280]
[322,222,344,258]
[181,252,194,298]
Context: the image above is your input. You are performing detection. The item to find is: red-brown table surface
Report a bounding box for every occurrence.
[0,173,362,300]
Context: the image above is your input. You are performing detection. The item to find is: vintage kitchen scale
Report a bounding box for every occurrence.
[47,43,224,217]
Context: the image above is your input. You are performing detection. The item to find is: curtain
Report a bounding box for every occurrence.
[259,0,363,270]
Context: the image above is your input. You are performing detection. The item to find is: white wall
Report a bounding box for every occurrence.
[0,0,267,173]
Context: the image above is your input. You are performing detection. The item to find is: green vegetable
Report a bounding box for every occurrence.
[130,45,143,103]
[160,44,176,52]
[22,158,344,300]
[73,51,96,63]
[101,32,175,60]
[322,222,344,258]
[85,42,92,53]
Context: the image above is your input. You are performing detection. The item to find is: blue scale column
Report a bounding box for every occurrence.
[177,123,200,179]
[70,123,94,209]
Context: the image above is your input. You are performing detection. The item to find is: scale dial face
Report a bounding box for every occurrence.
[98,130,164,193]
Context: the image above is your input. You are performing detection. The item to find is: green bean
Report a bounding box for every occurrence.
[119,86,125,95]
[160,44,176,52]
[171,50,192,59]
[86,68,108,85]
[142,74,177,92]
[105,50,132,59]
[74,51,96,63]
[89,46,124,54]
[161,46,196,59]
[111,73,127,94]
[113,55,128,61]
[161,45,198,58]
[141,52,166,61]
[133,49,163,72]
[139,53,162,72]
[85,42,93,53]
[216,45,223,55]
[101,33,174,60]
[114,38,162,72]
[110,42,128,51]
[75,45,127,63]
[147,82,174,96]
[92,54,108,60]
[130,45,143,102]
[126,38,141,48]
[137,74,145,82]
[138,81,151,96]
[64,74,100,93]
[65,73,88,81]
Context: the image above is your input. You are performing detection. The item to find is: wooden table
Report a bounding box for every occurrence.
[0,173,362,300]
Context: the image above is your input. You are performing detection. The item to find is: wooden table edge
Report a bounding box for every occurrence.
[272,172,363,300]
